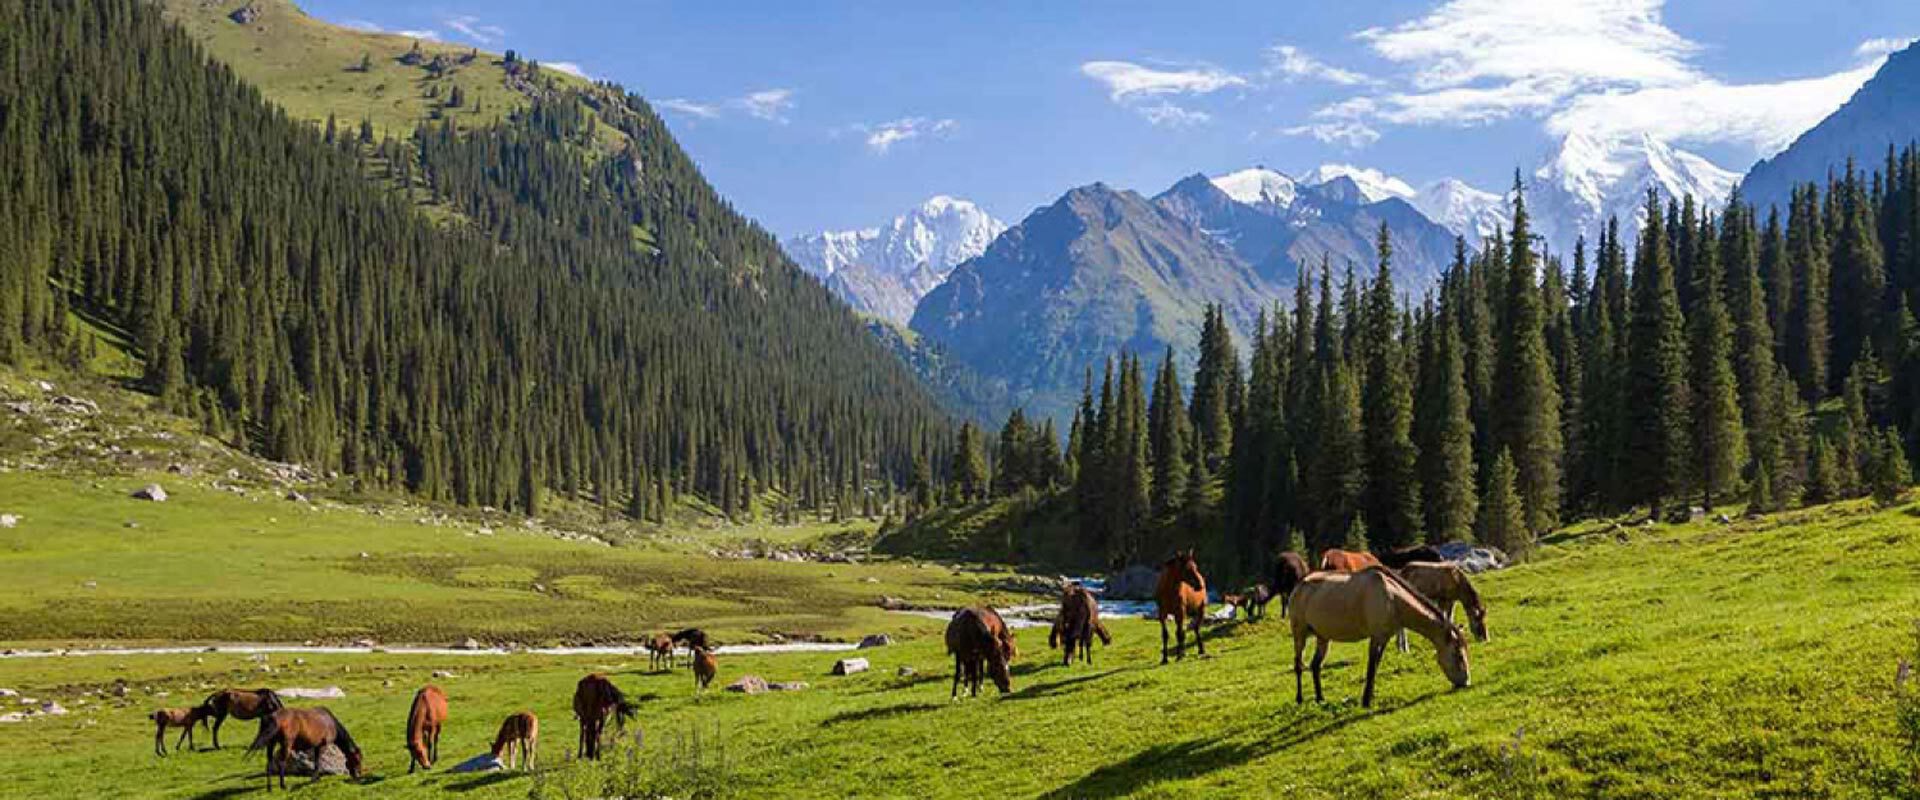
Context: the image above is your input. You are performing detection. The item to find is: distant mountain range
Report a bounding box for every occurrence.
[783,197,1005,324]
[1741,41,1920,215]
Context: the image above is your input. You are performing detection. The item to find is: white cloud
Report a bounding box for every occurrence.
[1265,45,1372,86]
[658,98,721,119]
[862,117,957,153]
[397,29,440,41]
[1358,0,1698,94]
[737,89,795,123]
[547,62,591,80]
[444,14,505,45]
[1080,60,1246,102]
[1138,103,1211,128]
[1281,120,1382,148]
[1857,36,1916,59]
[1546,59,1884,155]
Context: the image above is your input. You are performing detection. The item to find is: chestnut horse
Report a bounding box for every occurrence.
[245,707,364,791]
[1272,552,1311,618]
[946,606,1015,697]
[646,633,676,671]
[573,673,638,760]
[1155,550,1208,664]
[1399,561,1490,642]
[150,706,208,756]
[1318,548,1382,572]
[692,646,717,692]
[491,711,539,770]
[1047,582,1111,666]
[1289,567,1471,708]
[200,687,284,749]
[405,685,449,772]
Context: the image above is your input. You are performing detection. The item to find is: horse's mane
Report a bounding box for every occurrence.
[1452,567,1482,608]
[1364,566,1449,622]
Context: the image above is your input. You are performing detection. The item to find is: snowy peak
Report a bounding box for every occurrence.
[1299,163,1416,203]
[1528,132,1738,254]
[1209,166,1299,213]
[1412,179,1506,246]
[783,196,1007,325]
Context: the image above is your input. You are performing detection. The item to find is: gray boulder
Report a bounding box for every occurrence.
[768,681,809,692]
[831,658,869,676]
[856,634,892,649]
[1103,564,1159,600]
[725,675,768,695]
[1432,542,1509,574]
[131,484,168,502]
[283,744,349,776]
[448,753,504,773]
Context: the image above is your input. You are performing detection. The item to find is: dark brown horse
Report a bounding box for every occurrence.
[1378,544,1444,570]
[646,633,676,671]
[199,687,284,749]
[1047,582,1111,666]
[946,607,1015,697]
[245,707,363,791]
[1154,549,1208,664]
[1273,552,1311,618]
[405,685,448,772]
[491,711,539,770]
[572,673,638,760]
[692,646,717,692]
[1319,548,1383,572]
[150,706,208,756]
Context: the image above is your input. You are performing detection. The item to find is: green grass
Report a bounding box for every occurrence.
[4,497,1920,797]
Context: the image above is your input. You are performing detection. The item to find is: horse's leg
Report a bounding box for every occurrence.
[1192,610,1205,656]
[1159,615,1170,665]
[1396,628,1409,654]
[1363,637,1387,708]
[210,713,223,750]
[1310,638,1329,703]
[176,723,192,752]
[951,653,963,699]
[1173,614,1186,661]
[155,722,166,757]
[1292,631,1308,704]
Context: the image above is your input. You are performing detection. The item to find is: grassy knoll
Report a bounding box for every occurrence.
[3,498,1918,797]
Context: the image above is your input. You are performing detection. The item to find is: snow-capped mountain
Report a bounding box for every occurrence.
[1528,132,1739,257]
[1412,179,1507,247]
[1741,40,1920,215]
[1299,164,1417,203]
[784,196,1006,324]
[1209,166,1298,214]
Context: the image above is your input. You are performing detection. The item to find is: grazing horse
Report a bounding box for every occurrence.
[1226,585,1274,621]
[946,607,1015,698]
[200,687,284,749]
[491,711,539,770]
[150,706,208,756]
[1289,567,1471,708]
[246,707,363,791]
[1318,548,1382,572]
[572,673,638,760]
[646,633,676,671]
[405,685,449,773]
[1399,561,1490,642]
[1378,544,1445,570]
[1272,552,1311,618]
[692,647,717,692]
[1047,582,1111,666]
[1154,549,1208,664]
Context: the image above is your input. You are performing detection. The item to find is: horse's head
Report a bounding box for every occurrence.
[344,746,365,779]
[1466,604,1490,643]
[1167,549,1204,587]
[987,649,1013,694]
[1436,624,1472,689]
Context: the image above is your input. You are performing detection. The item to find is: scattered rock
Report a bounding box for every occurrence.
[0,514,17,528]
[431,670,457,679]
[0,713,26,724]
[131,484,168,502]
[861,577,880,584]
[249,654,269,663]
[37,701,67,716]
[768,681,809,692]
[0,689,16,699]
[1715,513,1733,524]
[351,638,378,648]
[856,634,892,649]
[286,744,350,776]
[725,676,769,695]
[359,552,370,560]
[111,684,128,698]
[278,686,345,700]
[123,521,138,529]
[449,753,504,773]
[32,380,53,393]
[896,666,917,677]
[831,658,869,676]
[293,658,307,666]
[456,637,483,650]
[382,679,394,688]
[82,580,98,589]
[1103,564,1160,600]
[286,491,308,503]
[877,596,910,611]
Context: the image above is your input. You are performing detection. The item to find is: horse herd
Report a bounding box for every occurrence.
[952,545,1491,710]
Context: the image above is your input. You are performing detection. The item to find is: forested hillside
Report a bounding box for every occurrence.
[0,0,950,520]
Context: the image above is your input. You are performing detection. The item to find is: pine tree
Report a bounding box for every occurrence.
[1312,357,1364,553]
[1477,448,1527,558]
[1361,223,1422,547]
[1628,190,1694,519]
[1492,175,1563,533]
[1689,213,1747,508]
[951,421,988,504]
[1787,185,1832,401]
[1420,283,1478,542]
[1831,162,1889,390]
[994,409,1033,496]
[1870,426,1913,506]
[1148,349,1190,519]
[1190,306,1239,470]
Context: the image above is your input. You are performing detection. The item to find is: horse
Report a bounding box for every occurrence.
[1225,585,1273,621]
[1272,552,1311,618]
[1378,544,1445,570]
[150,706,208,756]
[946,607,1014,698]
[1289,567,1471,708]
[199,687,285,749]
[669,628,709,668]
[1154,549,1208,664]
[245,707,363,791]
[1399,561,1490,642]
[405,685,448,773]
[573,673,638,760]
[491,711,538,770]
[1318,548,1382,572]
[646,633,676,671]
[1047,582,1111,666]
[692,646,717,692]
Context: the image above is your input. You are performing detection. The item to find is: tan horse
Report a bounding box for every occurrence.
[692,646,717,692]
[1399,561,1490,642]
[1289,567,1471,707]
[245,707,364,791]
[199,687,284,749]
[405,685,449,772]
[1154,550,1208,664]
[491,711,539,770]
[573,673,638,760]
[150,706,208,756]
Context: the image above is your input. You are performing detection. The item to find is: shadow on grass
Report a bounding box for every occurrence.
[446,771,524,792]
[1036,738,1265,799]
[185,789,255,800]
[820,701,945,727]
[1005,669,1120,700]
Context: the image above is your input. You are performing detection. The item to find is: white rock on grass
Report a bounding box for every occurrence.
[831,658,869,676]
[278,686,345,699]
[130,484,168,502]
[0,514,17,528]
[725,676,768,695]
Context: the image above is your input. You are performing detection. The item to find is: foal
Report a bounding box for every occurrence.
[491,711,539,770]
[150,706,208,756]
[692,646,718,692]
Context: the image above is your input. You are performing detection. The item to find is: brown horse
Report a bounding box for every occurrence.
[646,633,676,671]
[245,707,364,791]
[692,646,717,692]
[1273,552,1311,618]
[946,607,1015,698]
[150,706,208,756]
[200,687,285,749]
[491,711,538,770]
[573,673,638,760]
[405,685,448,773]
[1377,544,1445,570]
[1289,567,1471,707]
[1399,561,1490,642]
[1225,585,1273,621]
[1318,548,1382,572]
[1154,549,1208,664]
[1047,582,1112,666]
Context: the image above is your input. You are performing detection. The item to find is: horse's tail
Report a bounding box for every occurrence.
[405,692,426,760]
[324,709,360,755]
[1047,618,1061,650]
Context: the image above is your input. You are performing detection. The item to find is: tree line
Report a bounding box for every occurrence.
[0,0,952,521]
[952,165,1920,574]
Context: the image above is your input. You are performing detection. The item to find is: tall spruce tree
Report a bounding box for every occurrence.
[1421,282,1478,542]
[1688,213,1747,508]
[1492,175,1563,533]
[1627,189,1694,519]
[1148,348,1191,519]
[1361,223,1422,547]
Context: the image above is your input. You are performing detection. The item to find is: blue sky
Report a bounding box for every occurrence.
[308,1,1920,236]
